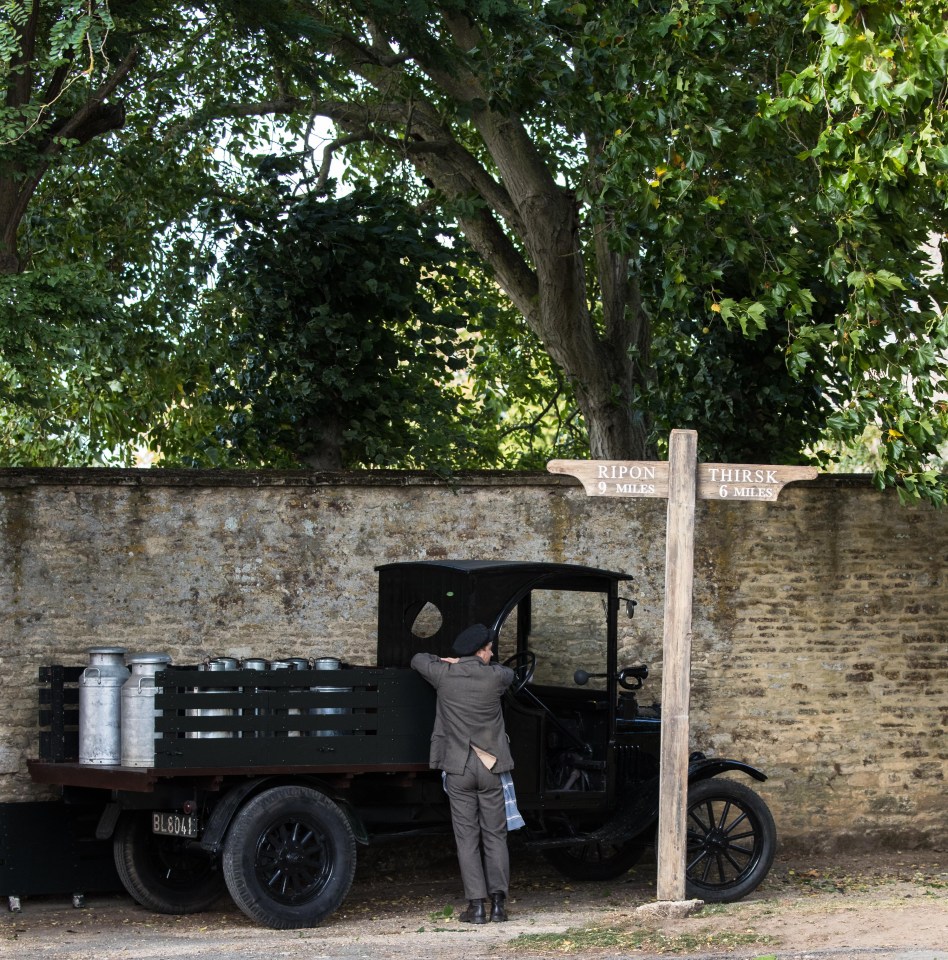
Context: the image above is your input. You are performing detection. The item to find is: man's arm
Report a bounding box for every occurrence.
[493,663,516,691]
[411,652,449,686]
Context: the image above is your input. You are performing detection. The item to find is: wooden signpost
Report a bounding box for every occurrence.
[548,429,817,902]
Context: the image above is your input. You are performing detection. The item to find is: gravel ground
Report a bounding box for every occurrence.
[2,844,947,960]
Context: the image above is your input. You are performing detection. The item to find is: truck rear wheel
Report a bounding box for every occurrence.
[222,785,356,929]
[113,812,225,914]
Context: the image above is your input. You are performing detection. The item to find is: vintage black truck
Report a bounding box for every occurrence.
[27,559,776,929]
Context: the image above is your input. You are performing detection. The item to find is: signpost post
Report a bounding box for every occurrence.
[548,429,817,902]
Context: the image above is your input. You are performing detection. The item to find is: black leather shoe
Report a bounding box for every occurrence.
[459,899,489,924]
[490,892,508,922]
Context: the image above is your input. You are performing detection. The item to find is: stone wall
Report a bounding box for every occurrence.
[0,468,945,852]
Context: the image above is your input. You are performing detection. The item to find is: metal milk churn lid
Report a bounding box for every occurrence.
[207,657,240,671]
[120,653,172,768]
[79,646,129,765]
[313,657,342,670]
[241,658,269,671]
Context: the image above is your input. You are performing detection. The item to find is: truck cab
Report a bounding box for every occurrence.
[377,560,658,810]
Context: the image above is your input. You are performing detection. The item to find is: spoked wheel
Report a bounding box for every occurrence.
[222,785,356,929]
[543,837,648,881]
[685,778,776,902]
[113,812,225,914]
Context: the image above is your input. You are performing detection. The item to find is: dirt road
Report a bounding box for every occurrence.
[2,845,946,960]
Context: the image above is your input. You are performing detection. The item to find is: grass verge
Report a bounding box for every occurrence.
[505,924,777,954]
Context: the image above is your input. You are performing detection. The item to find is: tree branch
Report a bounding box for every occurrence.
[42,45,138,154]
[1,44,139,274]
[312,94,524,232]
[330,25,414,72]
[42,60,73,108]
[302,10,632,447]
[162,96,304,143]
[313,20,552,245]
[5,0,42,108]
[360,128,539,316]
[314,133,365,192]
[324,15,604,404]
[436,10,564,211]
[201,98,306,121]
[454,205,540,319]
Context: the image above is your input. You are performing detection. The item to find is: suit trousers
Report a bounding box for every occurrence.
[444,747,509,900]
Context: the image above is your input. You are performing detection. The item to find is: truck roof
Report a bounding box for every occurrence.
[375,559,632,580]
[375,559,633,667]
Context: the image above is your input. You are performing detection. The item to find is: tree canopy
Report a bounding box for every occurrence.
[197,181,500,470]
[2,1,947,503]
[0,2,291,462]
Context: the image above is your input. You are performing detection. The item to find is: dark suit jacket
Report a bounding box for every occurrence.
[411,653,516,775]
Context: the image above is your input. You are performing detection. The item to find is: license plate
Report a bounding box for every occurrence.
[152,812,199,838]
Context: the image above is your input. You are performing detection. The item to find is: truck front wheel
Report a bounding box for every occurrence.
[113,812,225,914]
[685,777,776,902]
[222,785,356,929]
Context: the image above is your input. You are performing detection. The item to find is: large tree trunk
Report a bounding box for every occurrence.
[300,414,345,470]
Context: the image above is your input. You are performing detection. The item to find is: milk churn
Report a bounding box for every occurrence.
[269,660,296,736]
[121,653,172,767]
[311,656,349,737]
[188,657,238,739]
[78,646,129,765]
[285,658,310,736]
[240,659,268,738]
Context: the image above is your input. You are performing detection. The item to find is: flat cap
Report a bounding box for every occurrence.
[452,623,491,656]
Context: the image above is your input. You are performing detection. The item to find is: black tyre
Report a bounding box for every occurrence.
[543,837,648,881]
[222,785,356,929]
[685,777,776,903]
[113,812,225,914]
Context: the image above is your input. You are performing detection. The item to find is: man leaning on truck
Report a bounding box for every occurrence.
[411,623,515,924]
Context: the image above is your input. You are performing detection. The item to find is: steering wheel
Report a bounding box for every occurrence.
[502,650,537,694]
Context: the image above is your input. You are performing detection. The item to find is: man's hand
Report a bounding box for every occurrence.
[440,656,459,664]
